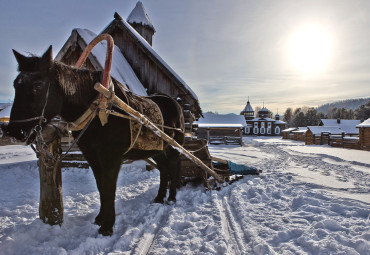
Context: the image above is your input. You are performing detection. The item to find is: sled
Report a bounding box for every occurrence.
[179,139,262,189]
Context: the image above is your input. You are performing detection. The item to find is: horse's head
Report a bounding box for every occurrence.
[6,46,63,144]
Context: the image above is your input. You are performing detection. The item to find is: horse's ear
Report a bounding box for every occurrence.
[41,46,53,67]
[12,49,28,65]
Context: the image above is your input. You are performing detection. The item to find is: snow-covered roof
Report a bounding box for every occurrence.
[258,107,269,113]
[281,128,297,133]
[250,117,286,124]
[321,119,360,126]
[356,118,370,128]
[320,119,360,135]
[198,123,244,128]
[292,127,307,133]
[241,100,253,113]
[274,120,287,125]
[127,1,155,31]
[0,104,11,118]
[292,129,307,134]
[307,126,344,135]
[73,28,147,96]
[103,15,198,101]
[195,112,247,128]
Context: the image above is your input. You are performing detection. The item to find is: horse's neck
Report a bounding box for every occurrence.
[55,63,101,122]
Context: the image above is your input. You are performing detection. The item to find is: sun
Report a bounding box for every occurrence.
[289,25,332,75]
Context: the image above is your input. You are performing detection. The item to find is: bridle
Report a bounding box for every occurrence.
[10,81,51,144]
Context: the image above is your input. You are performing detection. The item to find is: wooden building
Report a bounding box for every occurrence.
[195,113,246,145]
[56,2,201,135]
[305,126,344,145]
[357,118,370,150]
[281,128,297,139]
[241,100,287,136]
[319,119,361,136]
[292,127,307,141]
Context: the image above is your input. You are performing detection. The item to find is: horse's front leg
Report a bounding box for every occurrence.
[98,159,121,236]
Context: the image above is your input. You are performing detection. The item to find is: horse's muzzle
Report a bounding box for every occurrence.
[3,122,35,145]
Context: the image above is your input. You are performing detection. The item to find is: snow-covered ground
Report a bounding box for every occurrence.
[0,136,369,254]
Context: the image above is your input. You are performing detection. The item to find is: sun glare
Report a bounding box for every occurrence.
[289,25,332,75]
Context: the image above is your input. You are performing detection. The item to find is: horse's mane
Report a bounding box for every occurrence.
[54,61,101,104]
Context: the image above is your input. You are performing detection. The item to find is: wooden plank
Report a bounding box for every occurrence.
[38,138,63,225]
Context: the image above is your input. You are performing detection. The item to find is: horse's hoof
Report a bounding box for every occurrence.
[167,196,176,204]
[98,227,113,236]
[95,215,103,226]
[153,197,164,204]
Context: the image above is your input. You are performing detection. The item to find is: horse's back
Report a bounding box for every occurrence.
[146,94,185,133]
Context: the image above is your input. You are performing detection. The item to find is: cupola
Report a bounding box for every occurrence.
[240,98,254,120]
[127,1,156,46]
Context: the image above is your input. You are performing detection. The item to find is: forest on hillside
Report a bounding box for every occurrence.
[283,99,370,127]
[317,98,370,114]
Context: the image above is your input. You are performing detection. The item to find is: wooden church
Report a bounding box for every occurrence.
[240,99,287,136]
[56,1,201,135]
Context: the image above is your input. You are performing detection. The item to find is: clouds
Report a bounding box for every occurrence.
[1,0,369,114]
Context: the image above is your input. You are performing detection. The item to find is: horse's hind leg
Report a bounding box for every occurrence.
[152,148,181,203]
[152,155,169,204]
[166,148,181,202]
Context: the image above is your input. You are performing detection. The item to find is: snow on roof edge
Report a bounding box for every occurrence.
[74,28,147,96]
[103,15,198,101]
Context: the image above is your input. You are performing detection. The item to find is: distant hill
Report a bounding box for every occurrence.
[317,98,370,114]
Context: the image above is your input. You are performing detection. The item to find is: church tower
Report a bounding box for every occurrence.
[240,98,255,120]
[127,1,156,46]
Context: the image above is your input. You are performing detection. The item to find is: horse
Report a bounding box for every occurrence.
[5,46,185,236]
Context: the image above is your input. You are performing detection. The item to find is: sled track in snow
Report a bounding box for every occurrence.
[214,191,249,255]
[259,144,370,194]
[128,205,171,255]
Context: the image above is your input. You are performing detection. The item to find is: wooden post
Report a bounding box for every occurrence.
[94,83,225,183]
[38,128,64,225]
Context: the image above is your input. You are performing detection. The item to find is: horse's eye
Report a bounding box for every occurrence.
[33,84,43,92]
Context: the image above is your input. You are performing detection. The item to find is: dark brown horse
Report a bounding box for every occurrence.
[5,46,185,236]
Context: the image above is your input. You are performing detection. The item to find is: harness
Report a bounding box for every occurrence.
[11,34,184,166]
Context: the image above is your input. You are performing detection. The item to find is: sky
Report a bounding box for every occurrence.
[1,0,370,115]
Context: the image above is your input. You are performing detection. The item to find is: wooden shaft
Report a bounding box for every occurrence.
[94,83,224,183]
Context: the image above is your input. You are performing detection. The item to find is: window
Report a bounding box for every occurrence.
[267,128,271,134]
[253,127,259,134]
[260,127,265,134]
[275,126,280,134]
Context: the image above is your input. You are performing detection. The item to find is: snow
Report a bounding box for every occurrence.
[75,28,147,96]
[105,16,199,101]
[127,1,155,30]
[357,118,370,128]
[321,119,361,135]
[307,126,344,135]
[198,124,244,128]
[0,137,369,254]
[196,112,247,127]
